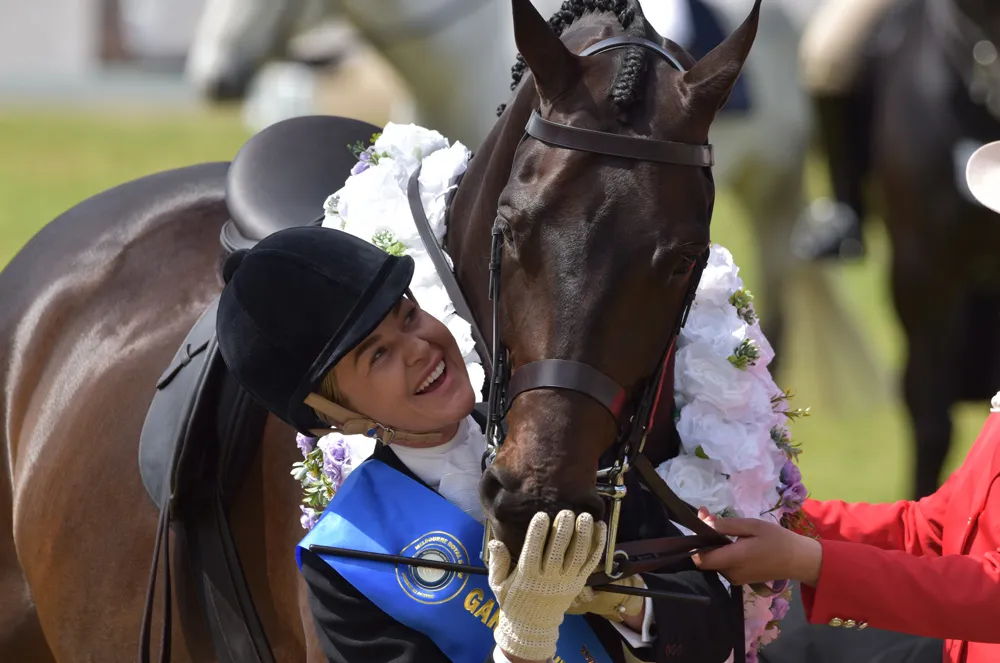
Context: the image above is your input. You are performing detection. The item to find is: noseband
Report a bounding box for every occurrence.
[482,35,716,579]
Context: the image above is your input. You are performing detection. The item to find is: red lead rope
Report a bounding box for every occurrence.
[646,336,677,434]
[646,259,698,432]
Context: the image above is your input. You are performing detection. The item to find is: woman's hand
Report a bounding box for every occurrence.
[692,508,823,587]
[488,510,606,662]
[566,573,645,624]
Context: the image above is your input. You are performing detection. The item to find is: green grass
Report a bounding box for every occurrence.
[0,107,987,505]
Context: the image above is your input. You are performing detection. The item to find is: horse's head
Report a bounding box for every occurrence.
[479,0,761,555]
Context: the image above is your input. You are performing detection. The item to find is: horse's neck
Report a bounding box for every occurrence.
[336,0,560,148]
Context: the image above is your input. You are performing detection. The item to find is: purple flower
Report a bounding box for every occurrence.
[296,433,316,457]
[779,461,801,488]
[300,505,320,531]
[770,596,790,622]
[746,647,759,663]
[777,460,807,512]
[351,150,372,175]
[319,435,351,490]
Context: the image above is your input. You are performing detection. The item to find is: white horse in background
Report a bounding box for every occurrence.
[186,0,889,412]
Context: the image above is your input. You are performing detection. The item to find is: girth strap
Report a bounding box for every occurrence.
[525,111,715,167]
[406,168,492,372]
[506,359,627,422]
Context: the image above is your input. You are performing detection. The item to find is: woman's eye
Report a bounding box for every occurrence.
[405,308,419,326]
[370,348,386,367]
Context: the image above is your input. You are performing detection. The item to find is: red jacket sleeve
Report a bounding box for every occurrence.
[801,470,957,556]
[800,539,1000,643]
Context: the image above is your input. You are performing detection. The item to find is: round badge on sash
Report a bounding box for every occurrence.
[396,530,471,605]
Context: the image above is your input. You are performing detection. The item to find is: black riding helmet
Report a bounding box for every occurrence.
[217,226,414,434]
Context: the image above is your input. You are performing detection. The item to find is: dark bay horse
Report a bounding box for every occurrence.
[858,0,1000,497]
[0,0,760,659]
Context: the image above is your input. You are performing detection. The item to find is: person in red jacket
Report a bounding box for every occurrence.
[693,142,1000,663]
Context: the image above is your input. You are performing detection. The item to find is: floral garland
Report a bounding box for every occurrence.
[290,124,809,657]
[657,246,809,659]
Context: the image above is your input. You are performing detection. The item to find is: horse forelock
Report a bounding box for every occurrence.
[499,0,660,121]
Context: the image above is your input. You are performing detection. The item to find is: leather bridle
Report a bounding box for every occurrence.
[480,35,726,580]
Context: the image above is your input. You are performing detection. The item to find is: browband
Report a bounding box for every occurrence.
[525,111,715,167]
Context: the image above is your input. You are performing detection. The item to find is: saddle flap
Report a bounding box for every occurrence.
[226,114,383,242]
[139,298,222,510]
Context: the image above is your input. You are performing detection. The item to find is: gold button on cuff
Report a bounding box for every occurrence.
[844,620,856,629]
[829,618,843,627]
[858,622,869,631]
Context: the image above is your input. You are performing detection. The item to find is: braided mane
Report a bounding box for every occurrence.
[497,0,650,121]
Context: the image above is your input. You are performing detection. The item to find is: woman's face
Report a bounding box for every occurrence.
[332,297,475,443]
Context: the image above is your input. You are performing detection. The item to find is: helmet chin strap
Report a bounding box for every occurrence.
[303,393,443,445]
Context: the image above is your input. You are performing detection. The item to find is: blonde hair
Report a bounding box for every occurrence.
[319,369,343,404]
[311,369,345,426]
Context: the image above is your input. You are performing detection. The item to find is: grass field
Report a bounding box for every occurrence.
[0,105,989,505]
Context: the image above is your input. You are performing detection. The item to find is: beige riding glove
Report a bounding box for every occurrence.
[566,574,645,623]
[488,510,607,662]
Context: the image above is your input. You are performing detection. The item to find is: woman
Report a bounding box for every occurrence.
[694,141,1000,663]
[215,225,741,663]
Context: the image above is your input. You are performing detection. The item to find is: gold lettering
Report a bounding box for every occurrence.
[474,599,495,624]
[464,589,483,613]
[580,645,595,663]
[487,608,500,630]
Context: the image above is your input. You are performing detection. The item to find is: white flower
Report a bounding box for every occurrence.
[730,467,781,518]
[466,362,486,400]
[656,455,734,515]
[676,402,775,476]
[374,123,450,173]
[746,322,775,370]
[694,244,743,307]
[674,343,773,422]
[419,143,471,240]
[678,303,748,358]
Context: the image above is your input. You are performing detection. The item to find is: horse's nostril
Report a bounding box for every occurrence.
[478,467,504,511]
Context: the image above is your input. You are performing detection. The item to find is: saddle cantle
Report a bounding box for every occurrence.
[137,115,385,663]
[222,114,383,252]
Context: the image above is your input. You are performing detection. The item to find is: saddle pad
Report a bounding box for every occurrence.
[139,298,220,510]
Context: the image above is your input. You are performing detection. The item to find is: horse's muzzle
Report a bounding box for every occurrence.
[479,465,606,559]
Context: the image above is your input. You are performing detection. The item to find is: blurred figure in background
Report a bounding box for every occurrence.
[792,0,899,262]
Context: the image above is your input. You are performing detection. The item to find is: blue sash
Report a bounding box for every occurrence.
[298,460,615,663]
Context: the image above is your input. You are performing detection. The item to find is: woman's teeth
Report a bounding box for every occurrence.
[416,360,446,394]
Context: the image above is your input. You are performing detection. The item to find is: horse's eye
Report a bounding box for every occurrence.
[672,256,697,276]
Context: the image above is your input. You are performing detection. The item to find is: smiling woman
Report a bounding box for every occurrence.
[324,295,475,443]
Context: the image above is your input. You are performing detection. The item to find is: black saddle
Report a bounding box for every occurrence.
[137,115,382,663]
[222,114,383,251]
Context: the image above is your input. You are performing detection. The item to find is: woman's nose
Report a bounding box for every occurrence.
[404,334,432,366]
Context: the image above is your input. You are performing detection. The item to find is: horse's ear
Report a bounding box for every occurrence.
[682,0,761,122]
[511,0,580,100]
